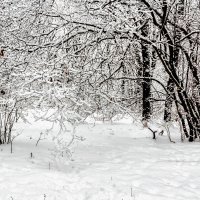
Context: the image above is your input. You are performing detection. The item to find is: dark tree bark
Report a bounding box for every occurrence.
[141,21,152,121]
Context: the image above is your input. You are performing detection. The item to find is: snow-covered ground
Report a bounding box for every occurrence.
[0,114,200,200]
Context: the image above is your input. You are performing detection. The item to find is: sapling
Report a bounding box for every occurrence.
[36,132,46,146]
[10,132,22,154]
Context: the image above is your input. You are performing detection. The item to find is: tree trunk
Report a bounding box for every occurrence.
[164,0,183,122]
[141,21,152,121]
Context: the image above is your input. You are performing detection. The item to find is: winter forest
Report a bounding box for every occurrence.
[0,0,200,199]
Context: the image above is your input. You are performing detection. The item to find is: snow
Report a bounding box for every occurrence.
[0,115,200,200]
